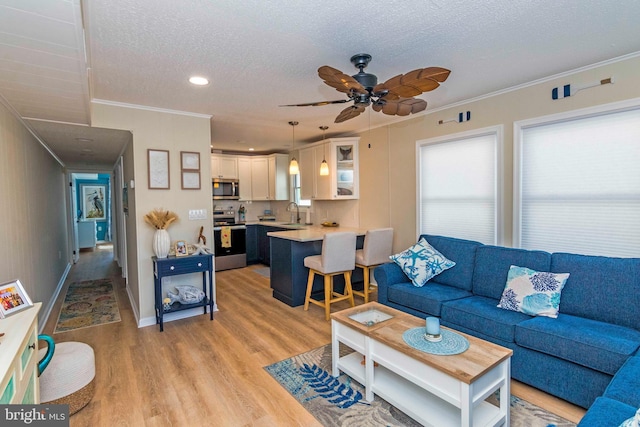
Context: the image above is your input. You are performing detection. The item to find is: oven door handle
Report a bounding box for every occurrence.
[214,225,246,231]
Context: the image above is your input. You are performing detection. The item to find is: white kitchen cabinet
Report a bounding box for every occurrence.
[0,303,42,405]
[330,137,359,199]
[246,154,289,201]
[211,155,238,179]
[237,157,252,201]
[299,137,358,200]
[299,144,331,200]
[250,157,270,200]
[269,154,289,201]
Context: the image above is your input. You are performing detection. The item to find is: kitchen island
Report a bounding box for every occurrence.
[268,226,366,307]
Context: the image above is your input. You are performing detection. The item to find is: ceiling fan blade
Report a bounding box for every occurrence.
[318,66,367,95]
[334,104,366,123]
[375,98,427,116]
[280,99,349,107]
[375,67,451,98]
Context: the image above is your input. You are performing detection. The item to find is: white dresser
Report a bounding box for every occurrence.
[0,302,42,404]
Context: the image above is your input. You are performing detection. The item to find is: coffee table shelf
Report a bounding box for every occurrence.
[331,302,512,427]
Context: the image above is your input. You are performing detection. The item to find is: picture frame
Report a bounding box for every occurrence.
[148,149,170,189]
[174,240,189,257]
[181,151,200,170]
[81,184,107,220]
[180,151,201,190]
[181,171,201,189]
[0,279,33,318]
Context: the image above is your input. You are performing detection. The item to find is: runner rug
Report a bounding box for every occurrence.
[55,278,121,333]
[265,344,576,427]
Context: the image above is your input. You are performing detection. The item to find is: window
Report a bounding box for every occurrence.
[417,126,502,244]
[292,173,310,207]
[514,101,640,257]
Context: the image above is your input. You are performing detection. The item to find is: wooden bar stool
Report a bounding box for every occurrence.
[353,228,394,303]
[303,232,357,320]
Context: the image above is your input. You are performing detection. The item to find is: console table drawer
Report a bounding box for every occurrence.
[155,256,210,276]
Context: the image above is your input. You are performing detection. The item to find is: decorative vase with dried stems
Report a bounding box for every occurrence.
[144,209,178,259]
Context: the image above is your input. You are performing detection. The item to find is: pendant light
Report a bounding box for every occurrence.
[289,121,299,175]
[319,126,329,176]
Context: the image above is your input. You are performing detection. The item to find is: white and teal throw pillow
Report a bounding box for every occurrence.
[619,407,640,427]
[497,265,570,318]
[390,238,455,287]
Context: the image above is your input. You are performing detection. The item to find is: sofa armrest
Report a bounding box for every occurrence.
[374,262,408,305]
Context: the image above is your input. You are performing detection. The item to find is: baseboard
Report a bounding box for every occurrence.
[138,307,216,329]
[39,262,72,333]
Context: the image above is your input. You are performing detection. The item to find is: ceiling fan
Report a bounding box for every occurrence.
[281,54,450,123]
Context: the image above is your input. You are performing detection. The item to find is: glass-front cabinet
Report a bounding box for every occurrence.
[330,137,359,199]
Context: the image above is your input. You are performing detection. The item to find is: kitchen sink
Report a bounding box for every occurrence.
[281,223,305,227]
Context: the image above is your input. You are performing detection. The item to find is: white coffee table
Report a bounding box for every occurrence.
[331,302,512,427]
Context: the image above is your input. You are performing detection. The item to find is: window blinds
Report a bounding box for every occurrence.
[519,108,640,257]
[419,133,497,244]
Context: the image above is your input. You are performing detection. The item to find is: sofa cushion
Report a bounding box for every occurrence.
[515,314,640,375]
[441,295,531,343]
[551,253,640,329]
[420,235,483,291]
[387,281,473,317]
[497,265,569,318]
[390,237,455,287]
[604,356,640,408]
[577,397,636,427]
[472,246,551,300]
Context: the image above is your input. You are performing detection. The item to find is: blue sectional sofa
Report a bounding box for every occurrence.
[374,234,640,423]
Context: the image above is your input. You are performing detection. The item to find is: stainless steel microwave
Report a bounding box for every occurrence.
[212,178,239,200]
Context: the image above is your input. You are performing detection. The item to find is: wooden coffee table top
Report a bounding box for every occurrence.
[331,302,513,384]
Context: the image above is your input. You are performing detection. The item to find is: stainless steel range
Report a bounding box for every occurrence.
[213,207,247,271]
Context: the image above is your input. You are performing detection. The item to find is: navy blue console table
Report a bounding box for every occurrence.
[152,253,214,331]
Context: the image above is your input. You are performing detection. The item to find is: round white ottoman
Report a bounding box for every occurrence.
[38,341,95,415]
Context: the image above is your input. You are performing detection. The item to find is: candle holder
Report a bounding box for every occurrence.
[424,332,443,342]
[425,317,443,342]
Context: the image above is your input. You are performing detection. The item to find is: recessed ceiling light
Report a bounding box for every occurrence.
[81,148,93,153]
[249,148,255,151]
[189,76,209,86]
[75,137,93,143]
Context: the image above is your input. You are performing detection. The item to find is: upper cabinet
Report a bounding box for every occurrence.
[237,157,252,201]
[299,137,359,200]
[211,154,238,179]
[237,154,289,201]
[299,144,331,200]
[330,137,359,199]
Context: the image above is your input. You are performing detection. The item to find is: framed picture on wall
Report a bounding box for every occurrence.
[180,151,201,190]
[148,149,170,189]
[0,280,33,318]
[81,184,107,220]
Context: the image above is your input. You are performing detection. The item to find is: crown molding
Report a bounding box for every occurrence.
[91,99,213,119]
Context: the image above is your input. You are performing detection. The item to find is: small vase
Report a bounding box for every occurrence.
[153,229,171,259]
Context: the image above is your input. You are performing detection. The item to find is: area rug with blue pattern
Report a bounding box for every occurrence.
[265,344,576,427]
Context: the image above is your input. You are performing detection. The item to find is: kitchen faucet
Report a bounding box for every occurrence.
[287,202,300,224]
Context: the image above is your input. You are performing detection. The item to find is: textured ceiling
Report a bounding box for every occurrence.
[1,0,640,167]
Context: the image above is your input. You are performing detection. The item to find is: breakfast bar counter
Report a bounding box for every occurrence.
[268,226,366,306]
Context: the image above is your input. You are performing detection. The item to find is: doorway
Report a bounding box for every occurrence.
[69,172,114,262]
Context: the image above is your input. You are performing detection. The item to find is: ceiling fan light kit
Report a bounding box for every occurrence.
[282,54,450,123]
[288,121,299,175]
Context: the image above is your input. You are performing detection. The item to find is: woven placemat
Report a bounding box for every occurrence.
[402,327,469,355]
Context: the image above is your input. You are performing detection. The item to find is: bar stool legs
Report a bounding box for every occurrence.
[304,269,355,320]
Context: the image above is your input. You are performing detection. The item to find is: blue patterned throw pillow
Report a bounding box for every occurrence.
[390,238,455,287]
[497,265,570,318]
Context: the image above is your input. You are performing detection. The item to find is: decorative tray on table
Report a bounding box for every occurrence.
[348,309,394,326]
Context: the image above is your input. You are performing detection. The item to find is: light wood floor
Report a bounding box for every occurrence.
[42,246,585,426]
